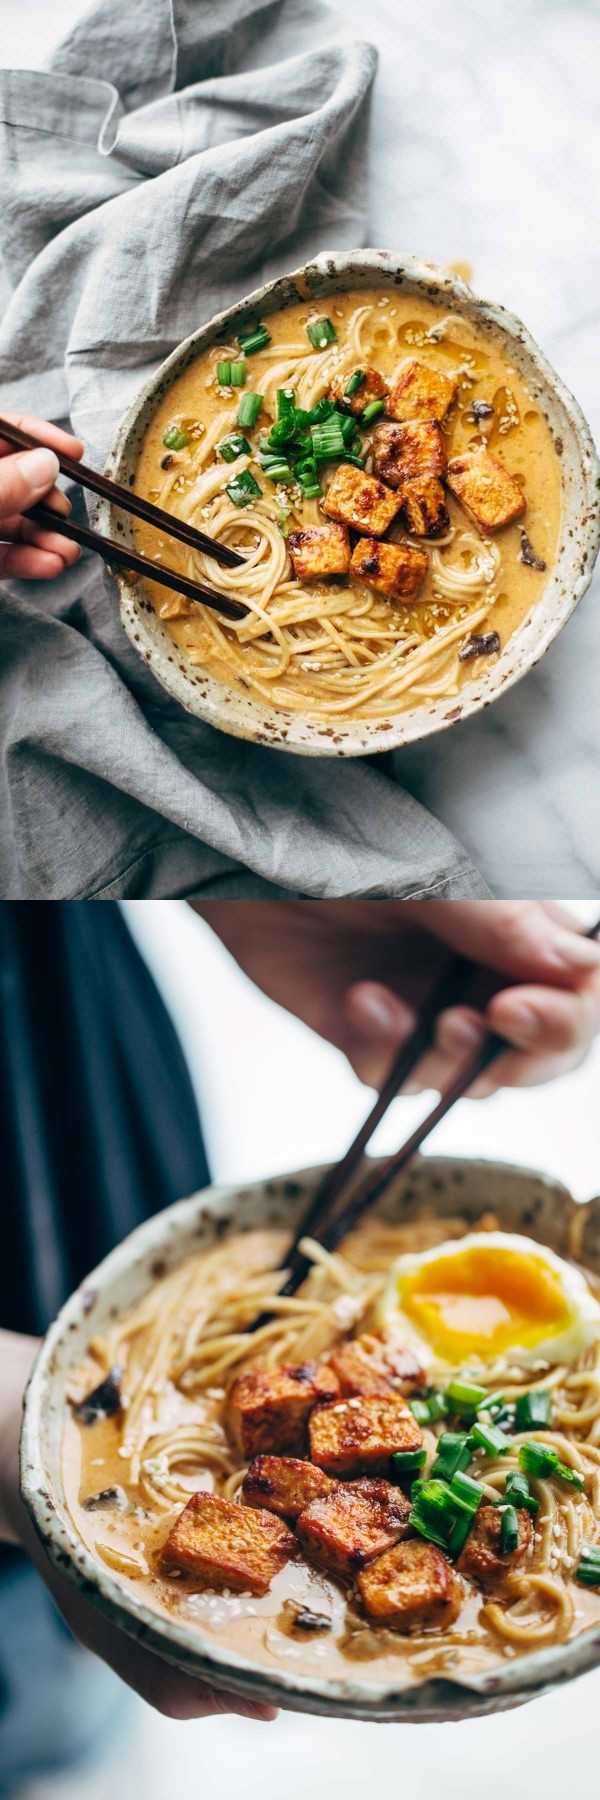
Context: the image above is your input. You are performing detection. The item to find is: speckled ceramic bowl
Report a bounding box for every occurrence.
[97,249,599,756]
[20,1154,600,1722]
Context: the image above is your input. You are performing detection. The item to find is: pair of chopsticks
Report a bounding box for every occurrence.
[0,416,248,623]
[249,916,600,1331]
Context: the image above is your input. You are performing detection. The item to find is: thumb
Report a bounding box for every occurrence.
[418,901,600,990]
[340,982,416,1088]
[0,447,60,522]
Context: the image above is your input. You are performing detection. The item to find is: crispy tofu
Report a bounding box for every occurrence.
[457,1505,532,1592]
[446,449,526,531]
[308,1393,422,1477]
[386,358,457,424]
[288,522,350,582]
[400,476,450,539]
[372,420,446,487]
[161,1491,295,1595]
[241,1456,337,1522]
[226,1362,340,1460]
[322,463,402,537]
[328,1329,426,1400]
[297,1478,412,1578]
[329,364,388,416]
[357,1538,463,1631]
[350,537,427,602]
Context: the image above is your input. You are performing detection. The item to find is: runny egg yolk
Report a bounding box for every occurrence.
[398,1244,573,1363]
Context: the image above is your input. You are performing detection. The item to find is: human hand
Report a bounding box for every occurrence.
[196,899,600,1099]
[0,1331,275,1723]
[0,414,84,579]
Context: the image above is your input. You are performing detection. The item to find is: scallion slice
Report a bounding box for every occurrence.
[450,1470,484,1514]
[162,425,188,451]
[237,323,271,355]
[515,1390,553,1432]
[310,419,346,460]
[344,369,366,398]
[307,317,337,350]
[225,468,262,508]
[430,1432,472,1482]
[217,362,232,386]
[237,392,263,430]
[518,1441,558,1478]
[555,1461,585,1491]
[362,399,385,423]
[446,1378,488,1416]
[576,1546,600,1586]
[500,1505,520,1554]
[469,1420,512,1457]
[230,360,246,386]
[217,433,251,463]
[503,1470,539,1514]
[427,1392,450,1424]
[390,1449,427,1479]
[277,386,296,423]
[277,505,291,538]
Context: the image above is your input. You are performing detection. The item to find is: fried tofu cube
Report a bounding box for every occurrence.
[329,364,388,417]
[322,463,402,537]
[386,358,457,423]
[297,1478,412,1578]
[457,1505,532,1592]
[357,1538,463,1631]
[350,537,427,602]
[288,522,350,581]
[226,1362,340,1460]
[161,1491,294,1594]
[308,1393,422,1477]
[372,420,446,487]
[241,1456,337,1522]
[446,449,526,530]
[400,476,450,539]
[329,1329,425,1399]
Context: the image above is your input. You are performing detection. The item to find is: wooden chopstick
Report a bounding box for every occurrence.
[283,954,471,1286]
[29,502,247,623]
[0,415,245,569]
[250,914,600,1325]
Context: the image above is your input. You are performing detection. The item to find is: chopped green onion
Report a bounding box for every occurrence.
[230,360,246,386]
[427,1392,450,1424]
[450,1470,484,1514]
[162,425,188,451]
[469,1420,512,1457]
[447,1512,474,1558]
[500,1505,520,1554]
[307,317,337,350]
[518,1441,559,1479]
[237,392,263,430]
[408,1398,434,1424]
[503,1470,539,1514]
[217,433,251,463]
[225,469,262,508]
[446,1378,489,1416]
[362,399,385,423]
[299,482,322,499]
[409,1509,449,1551]
[238,323,271,355]
[277,386,296,423]
[263,461,293,482]
[430,1432,472,1482]
[555,1461,585,1491]
[515,1390,553,1432]
[575,1546,600,1587]
[310,419,346,460]
[344,370,366,398]
[277,506,291,538]
[217,361,232,386]
[308,397,336,424]
[390,1449,427,1479]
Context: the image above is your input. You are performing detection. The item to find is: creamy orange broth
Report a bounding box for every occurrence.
[63,1220,600,1692]
[132,287,562,724]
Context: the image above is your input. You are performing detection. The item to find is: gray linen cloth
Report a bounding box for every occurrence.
[0,0,489,900]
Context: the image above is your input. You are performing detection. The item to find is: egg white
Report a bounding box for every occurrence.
[376,1231,600,1372]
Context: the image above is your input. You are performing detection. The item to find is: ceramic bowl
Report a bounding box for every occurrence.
[97,249,600,757]
[20,1154,600,1723]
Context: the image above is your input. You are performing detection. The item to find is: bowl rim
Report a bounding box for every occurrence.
[99,247,600,758]
[20,1153,600,1722]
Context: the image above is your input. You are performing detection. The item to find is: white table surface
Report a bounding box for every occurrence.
[1,0,599,899]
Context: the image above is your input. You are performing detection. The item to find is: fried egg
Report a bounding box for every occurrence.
[377,1232,600,1371]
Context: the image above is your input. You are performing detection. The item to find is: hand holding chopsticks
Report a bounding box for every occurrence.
[0,413,248,620]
